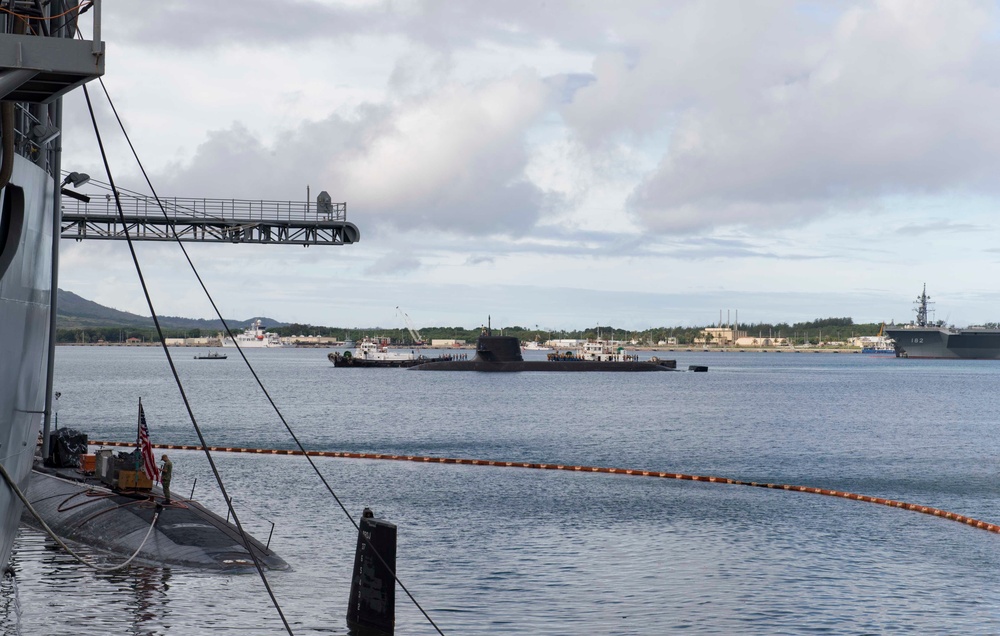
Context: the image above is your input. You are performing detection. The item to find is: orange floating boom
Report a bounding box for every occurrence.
[89,440,1000,535]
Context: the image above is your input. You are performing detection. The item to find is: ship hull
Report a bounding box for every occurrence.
[26,467,287,570]
[410,359,678,372]
[0,155,58,564]
[884,327,1000,359]
[328,352,457,368]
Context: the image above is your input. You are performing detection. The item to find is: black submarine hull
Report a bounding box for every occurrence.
[411,359,676,371]
[25,467,287,571]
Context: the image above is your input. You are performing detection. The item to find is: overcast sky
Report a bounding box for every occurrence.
[55,1,1000,330]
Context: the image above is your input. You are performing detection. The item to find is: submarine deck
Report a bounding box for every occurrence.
[25,466,287,571]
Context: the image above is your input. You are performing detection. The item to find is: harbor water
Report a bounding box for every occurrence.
[4,346,1000,634]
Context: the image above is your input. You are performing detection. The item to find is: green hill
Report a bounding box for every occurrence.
[56,289,283,331]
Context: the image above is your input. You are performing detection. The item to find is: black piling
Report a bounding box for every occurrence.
[347,508,397,636]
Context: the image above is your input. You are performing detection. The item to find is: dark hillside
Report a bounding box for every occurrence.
[56,289,283,330]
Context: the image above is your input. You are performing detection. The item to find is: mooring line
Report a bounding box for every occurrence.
[89,440,1000,535]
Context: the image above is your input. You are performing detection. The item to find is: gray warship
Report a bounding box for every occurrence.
[0,3,104,567]
[884,285,1000,359]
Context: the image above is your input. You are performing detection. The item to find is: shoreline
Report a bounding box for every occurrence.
[56,342,876,354]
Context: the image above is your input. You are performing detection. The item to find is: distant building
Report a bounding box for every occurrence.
[694,327,746,346]
[166,337,218,346]
[430,339,466,347]
[286,335,340,345]
[734,336,789,347]
[548,339,585,349]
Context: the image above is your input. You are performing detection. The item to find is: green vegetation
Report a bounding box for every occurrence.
[56,318,883,346]
[279,318,882,347]
[53,289,884,346]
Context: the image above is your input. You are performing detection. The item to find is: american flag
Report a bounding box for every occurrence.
[138,403,160,481]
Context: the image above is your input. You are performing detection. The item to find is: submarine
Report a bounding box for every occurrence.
[24,430,287,571]
[411,328,699,372]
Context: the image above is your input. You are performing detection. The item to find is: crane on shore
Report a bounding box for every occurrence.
[396,306,426,345]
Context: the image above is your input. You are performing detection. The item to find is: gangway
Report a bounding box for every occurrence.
[60,181,359,246]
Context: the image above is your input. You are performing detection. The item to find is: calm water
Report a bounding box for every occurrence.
[4,346,1000,634]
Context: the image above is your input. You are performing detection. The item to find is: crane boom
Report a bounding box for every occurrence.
[396,306,425,345]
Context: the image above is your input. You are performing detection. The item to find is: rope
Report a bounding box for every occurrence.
[93,77,445,636]
[0,462,159,571]
[87,441,1000,536]
[81,84,293,635]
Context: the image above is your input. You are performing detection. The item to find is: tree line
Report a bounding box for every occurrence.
[57,317,884,346]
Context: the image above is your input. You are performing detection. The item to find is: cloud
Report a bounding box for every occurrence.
[554,1,1000,234]
[144,72,552,237]
[365,252,422,275]
[100,2,1000,245]
[329,71,551,235]
[897,220,981,236]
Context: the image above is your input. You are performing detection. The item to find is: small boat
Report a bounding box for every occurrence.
[194,351,228,360]
[521,338,552,352]
[861,323,895,354]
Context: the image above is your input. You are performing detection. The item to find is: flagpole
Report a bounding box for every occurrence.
[136,397,142,478]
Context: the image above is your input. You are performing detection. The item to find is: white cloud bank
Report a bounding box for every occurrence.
[57,1,1000,327]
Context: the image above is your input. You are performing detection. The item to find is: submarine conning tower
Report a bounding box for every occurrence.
[474,336,523,363]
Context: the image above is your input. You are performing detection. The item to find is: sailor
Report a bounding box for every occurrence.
[160,454,173,504]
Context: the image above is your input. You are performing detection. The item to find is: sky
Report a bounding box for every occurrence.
[55,0,1000,331]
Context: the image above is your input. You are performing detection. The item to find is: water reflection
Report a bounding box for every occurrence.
[0,529,174,635]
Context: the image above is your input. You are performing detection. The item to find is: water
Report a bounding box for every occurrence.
[5,347,1000,634]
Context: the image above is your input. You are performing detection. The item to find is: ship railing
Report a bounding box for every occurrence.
[61,183,347,223]
[11,103,48,168]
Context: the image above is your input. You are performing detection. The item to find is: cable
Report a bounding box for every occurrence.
[95,76,447,635]
[0,1,92,23]
[0,462,158,572]
[80,84,294,636]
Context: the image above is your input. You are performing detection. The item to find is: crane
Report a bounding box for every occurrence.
[396,306,425,345]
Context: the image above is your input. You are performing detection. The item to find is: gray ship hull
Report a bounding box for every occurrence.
[884,327,1000,359]
[0,156,59,566]
[0,3,104,571]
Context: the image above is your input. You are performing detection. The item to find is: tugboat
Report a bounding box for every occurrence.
[328,337,460,368]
